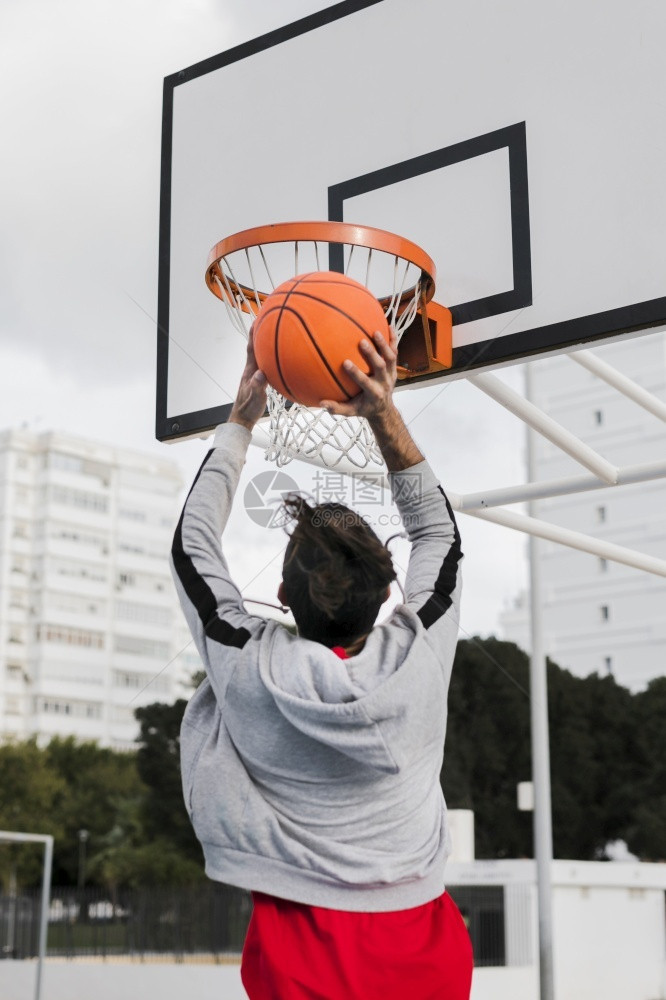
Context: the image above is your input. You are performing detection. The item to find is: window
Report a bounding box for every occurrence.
[50,484,108,513]
[41,699,71,715]
[37,624,104,649]
[115,601,171,626]
[114,635,170,659]
[118,539,165,560]
[598,558,608,572]
[9,591,27,610]
[39,697,101,719]
[119,508,147,523]
[51,453,83,474]
[600,605,610,622]
[116,570,170,592]
[596,505,607,523]
[51,526,108,550]
[594,409,603,425]
[55,560,107,584]
[604,656,613,675]
[113,670,169,694]
[46,592,106,617]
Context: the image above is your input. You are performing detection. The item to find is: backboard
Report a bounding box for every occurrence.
[157,0,666,442]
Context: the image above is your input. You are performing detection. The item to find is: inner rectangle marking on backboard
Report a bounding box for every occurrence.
[328,123,532,329]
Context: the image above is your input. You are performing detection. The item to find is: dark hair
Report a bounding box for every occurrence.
[281,495,396,647]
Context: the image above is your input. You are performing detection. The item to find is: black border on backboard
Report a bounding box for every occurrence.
[157,0,666,440]
[328,122,533,327]
[156,1,386,441]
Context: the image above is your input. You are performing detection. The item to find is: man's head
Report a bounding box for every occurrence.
[278,495,396,648]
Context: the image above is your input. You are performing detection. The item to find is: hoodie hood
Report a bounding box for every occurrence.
[256,608,439,774]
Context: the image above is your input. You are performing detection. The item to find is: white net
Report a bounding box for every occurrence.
[209,233,430,468]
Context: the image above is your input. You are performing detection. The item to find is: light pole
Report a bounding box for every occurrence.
[77,829,89,890]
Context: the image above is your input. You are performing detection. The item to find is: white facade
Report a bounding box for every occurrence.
[0,428,194,749]
[500,331,666,690]
[1,860,664,1000]
[448,859,666,1000]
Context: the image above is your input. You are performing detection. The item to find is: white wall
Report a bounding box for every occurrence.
[2,862,665,1000]
[447,860,666,1000]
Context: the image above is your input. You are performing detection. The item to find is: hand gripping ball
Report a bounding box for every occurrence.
[252,271,390,407]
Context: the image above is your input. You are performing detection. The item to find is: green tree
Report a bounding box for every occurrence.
[627,676,666,860]
[87,796,204,892]
[134,701,202,863]
[547,666,640,858]
[0,740,66,887]
[442,637,650,861]
[443,638,532,858]
[42,737,144,885]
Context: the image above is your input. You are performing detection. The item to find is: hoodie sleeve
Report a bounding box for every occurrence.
[170,422,266,686]
[388,459,463,638]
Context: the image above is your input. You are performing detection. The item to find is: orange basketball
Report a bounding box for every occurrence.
[252,271,390,407]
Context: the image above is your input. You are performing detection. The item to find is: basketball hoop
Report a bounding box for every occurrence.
[206,222,451,468]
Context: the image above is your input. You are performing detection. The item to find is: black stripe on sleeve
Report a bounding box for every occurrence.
[172,450,252,650]
[416,489,463,630]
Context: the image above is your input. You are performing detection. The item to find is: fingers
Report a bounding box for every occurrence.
[376,326,398,359]
[361,330,397,370]
[320,325,397,417]
[319,398,356,417]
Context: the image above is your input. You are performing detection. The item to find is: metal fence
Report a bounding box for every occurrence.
[1,884,251,962]
[0,883,526,966]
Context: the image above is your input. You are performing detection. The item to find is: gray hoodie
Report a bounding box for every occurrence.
[171,422,463,912]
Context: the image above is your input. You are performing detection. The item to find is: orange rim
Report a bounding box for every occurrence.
[205,220,437,303]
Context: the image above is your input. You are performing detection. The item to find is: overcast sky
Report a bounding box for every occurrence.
[0,0,528,641]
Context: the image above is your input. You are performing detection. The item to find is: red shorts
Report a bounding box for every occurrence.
[241,890,473,1000]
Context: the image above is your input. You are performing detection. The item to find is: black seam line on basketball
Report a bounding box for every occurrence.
[274,306,356,400]
[273,273,320,400]
[281,271,362,400]
[274,295,297,402]
[171,451,251,650]
[280,291,381,338]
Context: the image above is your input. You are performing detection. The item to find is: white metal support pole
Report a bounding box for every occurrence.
[468,371,618,483]
[0,831,53,1000]
[525,363,556,1000]
[35,836,53,1000]
[568,349,666,422]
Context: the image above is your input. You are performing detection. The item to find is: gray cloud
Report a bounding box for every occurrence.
[0,0,527,636]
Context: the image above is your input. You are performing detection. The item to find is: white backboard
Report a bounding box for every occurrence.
[157,0,666,440]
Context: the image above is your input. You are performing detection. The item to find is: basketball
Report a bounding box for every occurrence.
[252,271,390,407]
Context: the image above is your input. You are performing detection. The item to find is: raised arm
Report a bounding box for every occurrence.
[321,328,463,633]
[170,336,269,677]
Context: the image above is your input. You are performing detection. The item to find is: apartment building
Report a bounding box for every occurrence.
[499,331,666,691]
[0,428,195,748]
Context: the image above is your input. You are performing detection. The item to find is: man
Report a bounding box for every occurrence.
[171,326,471,998]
